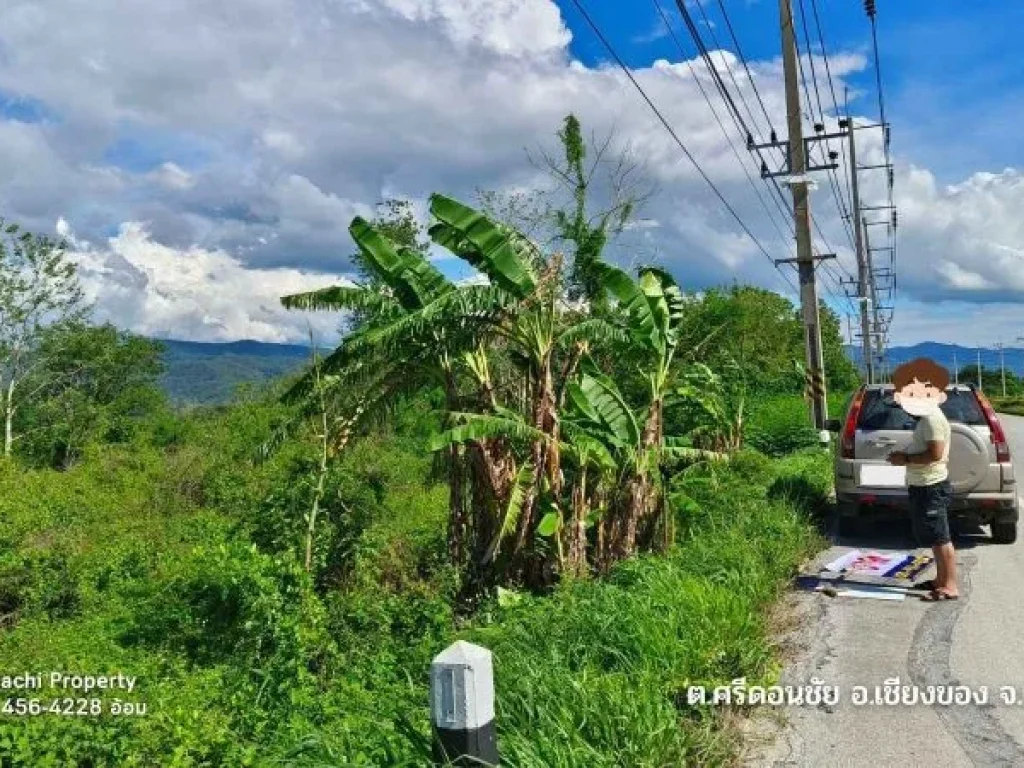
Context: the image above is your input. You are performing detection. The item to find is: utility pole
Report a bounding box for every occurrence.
[977,347,983,391]
[862,218,884,370]
[953,353,958,386]
[997,342,1006,397]
[780,0,827,430]
[848,123,873,385]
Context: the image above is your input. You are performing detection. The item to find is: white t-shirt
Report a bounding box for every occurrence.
[905,409,951,487]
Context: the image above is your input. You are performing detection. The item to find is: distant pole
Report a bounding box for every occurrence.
[953,353,958,386]
[430,641,499,766]
[998,342,1007,397]
[848,124,873,385]
[978,347,983,391]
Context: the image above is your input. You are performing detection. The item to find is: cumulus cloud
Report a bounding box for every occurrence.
[68,221,352,343]
[0,0,1016,344]
[895,166,1024,301]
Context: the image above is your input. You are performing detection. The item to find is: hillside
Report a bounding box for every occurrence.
[158,338,311,404]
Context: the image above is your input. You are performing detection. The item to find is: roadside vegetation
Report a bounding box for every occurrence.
[0,116,856,765]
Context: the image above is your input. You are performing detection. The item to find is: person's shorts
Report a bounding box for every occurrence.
[908,480,952,547]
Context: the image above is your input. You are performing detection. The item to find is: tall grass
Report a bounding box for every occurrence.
[460,449,829,767]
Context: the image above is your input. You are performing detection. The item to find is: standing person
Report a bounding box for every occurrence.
[886,358,957,601]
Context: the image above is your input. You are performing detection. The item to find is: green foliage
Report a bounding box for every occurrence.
[0,364,830,766]
[744,393,821,456]
[675,285,857,395]
[15,322,167,467]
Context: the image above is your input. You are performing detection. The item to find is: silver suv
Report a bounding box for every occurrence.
[827,384,1019,543]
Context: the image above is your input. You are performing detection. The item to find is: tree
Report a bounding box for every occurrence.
[281,192,732,596]
[819,303,859,393]
[15,323,165,467]
[0,220,87,457]
[483,114,655,306]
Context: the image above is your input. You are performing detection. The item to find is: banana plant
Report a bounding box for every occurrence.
[588,263,688,557]
[563,367,724,566]
[279,215,480,566]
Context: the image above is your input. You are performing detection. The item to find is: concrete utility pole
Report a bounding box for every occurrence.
[847,124,873,385]
[862,218,884,370]
[779,0,828,430]
[997,342,1007,397]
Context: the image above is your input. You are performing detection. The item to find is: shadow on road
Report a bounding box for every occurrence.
[824,507,996,551]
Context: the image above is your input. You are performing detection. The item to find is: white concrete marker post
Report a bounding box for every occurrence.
[430,641,499,766]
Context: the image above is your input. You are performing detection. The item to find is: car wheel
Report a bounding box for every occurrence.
[991,521,1018,544]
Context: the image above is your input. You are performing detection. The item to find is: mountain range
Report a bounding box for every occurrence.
[158,338,311,405]
[845,342,1024,377]
[156,338,1024,406]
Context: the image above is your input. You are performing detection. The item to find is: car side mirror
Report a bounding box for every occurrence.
[825,418,842,433]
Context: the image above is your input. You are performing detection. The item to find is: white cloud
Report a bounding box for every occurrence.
[895,166,1024,300]
[149,162,194,191]
[68,221,351,343]
[0,0,1016,345]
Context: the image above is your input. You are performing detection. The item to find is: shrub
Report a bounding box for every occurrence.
[744,394,821,456]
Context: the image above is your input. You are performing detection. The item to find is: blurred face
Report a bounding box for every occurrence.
[894,377,947,417]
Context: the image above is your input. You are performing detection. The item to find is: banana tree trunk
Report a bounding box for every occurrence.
[565,466,589,579]
[443,372,467,569]
[615,399,663,561]
[510,359,556,582]
[447,443,467,567]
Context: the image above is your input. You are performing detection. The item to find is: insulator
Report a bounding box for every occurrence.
[838,118,849,130]
[770,129,778,143]
[761,161,769,176]
[892,210,899,228]
[865,0,876,17]
[746,132,754,149]
[828,150,839,161]
[888,168,894,187]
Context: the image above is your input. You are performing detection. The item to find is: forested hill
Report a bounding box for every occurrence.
[158,338,311,404]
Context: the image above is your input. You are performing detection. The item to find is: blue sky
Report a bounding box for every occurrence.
[0,0,1021,346]
[556,0,1024,180]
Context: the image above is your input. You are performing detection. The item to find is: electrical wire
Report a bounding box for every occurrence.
[794,0,857,252]
[563,0,800,297]
[714,0,777,137]
[681,0,856,318]
[669,0,853,317]
[650,0,796,259]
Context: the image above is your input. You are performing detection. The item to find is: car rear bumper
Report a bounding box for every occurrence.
[835,486,1019,522]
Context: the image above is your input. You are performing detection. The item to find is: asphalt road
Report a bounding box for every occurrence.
[747,413,1024,767]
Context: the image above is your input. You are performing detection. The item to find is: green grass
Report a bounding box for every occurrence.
[0,406,830,766]
[991,396,1024,417]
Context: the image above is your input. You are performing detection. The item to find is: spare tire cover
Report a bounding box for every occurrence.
[947,423,989,494]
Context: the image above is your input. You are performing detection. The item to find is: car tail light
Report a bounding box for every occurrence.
[841,387,867,459]
[976,391,1011,463]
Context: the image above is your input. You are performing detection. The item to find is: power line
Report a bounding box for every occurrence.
[810,0,857,245]
[691,0,764,142]
[714,0,777,137]
[563,0,800,297]
[670,0,854,319]
[671,1,800,242]
[651,1,853,325]
[650,0,796,259]
[794,0,856,251]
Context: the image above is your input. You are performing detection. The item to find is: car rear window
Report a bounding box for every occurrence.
[856,389,987,430]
